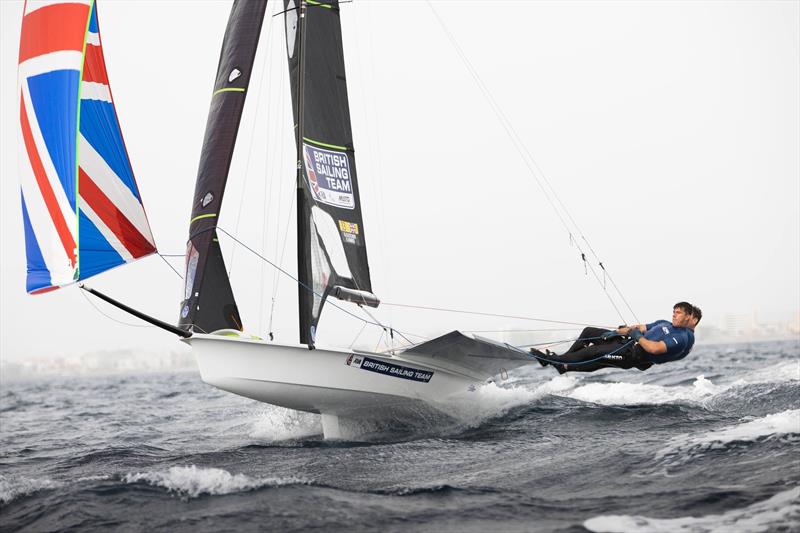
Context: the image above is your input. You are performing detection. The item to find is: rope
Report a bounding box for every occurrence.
[268,61,292,338]
[530,340,636,367]
[79,288,154,328]
[380,301,613,329]
[518,335,605,348]
[158,253,183,280]
[213,227,425,342]
[424,0,635,325]
[228,14,273,277]
[463,328,585,334]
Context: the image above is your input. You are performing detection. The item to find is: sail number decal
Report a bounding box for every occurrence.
[303,143,355,209]
[346,355,433,383]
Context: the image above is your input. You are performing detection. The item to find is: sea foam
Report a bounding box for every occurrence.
[435,380,544,427]
[0,474,62,504]
[584,486,800,533]
[551,375,720,406]
[654,409,800,462]
[123,465,305,498]
[248,406,322,442]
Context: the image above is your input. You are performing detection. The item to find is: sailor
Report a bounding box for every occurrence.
[532,302,701,373]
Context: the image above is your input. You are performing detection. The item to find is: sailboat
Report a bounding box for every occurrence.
[18,0,534,438]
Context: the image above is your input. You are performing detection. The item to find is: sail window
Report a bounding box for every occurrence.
[312,206,353,279]
[202,192,214,207]
[309,214,331,320]
[184,243,199,301]
[285,0,298,59]
[228,68,241,83]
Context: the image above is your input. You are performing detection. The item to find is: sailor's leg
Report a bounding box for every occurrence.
[550,342,626,373]
[564,327,614,354]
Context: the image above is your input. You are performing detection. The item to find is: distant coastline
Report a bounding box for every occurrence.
[0,348,197,382]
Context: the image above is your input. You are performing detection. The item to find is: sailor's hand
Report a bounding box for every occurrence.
[630,329,644,341]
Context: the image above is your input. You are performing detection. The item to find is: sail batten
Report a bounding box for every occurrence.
[18,0,155,294]
[285,0,378,346]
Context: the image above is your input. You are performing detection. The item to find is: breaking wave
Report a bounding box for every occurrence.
[0,474,62,505]
[548,375,720,406]
[122,465,306,498]
[540,359,798,408]
[654,409,800,463]
[584,486,800,532]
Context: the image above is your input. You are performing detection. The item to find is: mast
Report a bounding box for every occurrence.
[284,0,379,348]
[179,0,269,333]
[295,0,311,346]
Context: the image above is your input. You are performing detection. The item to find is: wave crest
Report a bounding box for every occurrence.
[123,465,305,498]
[0,474,62,504]
[584,487,800,532]
[654,409,800,464]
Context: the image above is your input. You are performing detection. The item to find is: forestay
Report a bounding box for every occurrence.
[284,0,379,346]
[18,0,155,294]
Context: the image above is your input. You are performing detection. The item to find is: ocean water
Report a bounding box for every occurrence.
[1,340,798,532]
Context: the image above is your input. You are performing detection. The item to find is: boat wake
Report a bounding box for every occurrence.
[248,407,322,442]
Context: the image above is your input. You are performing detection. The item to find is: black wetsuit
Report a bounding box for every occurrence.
[543,327,653,373]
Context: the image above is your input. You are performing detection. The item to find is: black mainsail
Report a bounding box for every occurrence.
[284,0,379,346]
[179,0,269,333]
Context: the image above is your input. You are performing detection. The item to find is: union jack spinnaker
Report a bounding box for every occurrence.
[18,0,155,294]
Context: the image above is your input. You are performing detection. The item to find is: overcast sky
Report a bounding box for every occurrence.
[1,0,798,361]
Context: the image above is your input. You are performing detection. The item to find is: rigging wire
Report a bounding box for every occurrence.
[463,327,588,334]
[352,0,394,341]
[267,53,292,338]
[424,0,635,325]
[213,226,425,342]
[258,12,279,335]
[157,253,183,280]
[79,288,154,328]
[228,16,274,277]
[380,301,614,329]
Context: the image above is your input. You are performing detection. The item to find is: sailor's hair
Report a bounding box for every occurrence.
[674,301,702,324]
[691,305,703,324]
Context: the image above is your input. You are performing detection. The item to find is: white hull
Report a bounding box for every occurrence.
[187,334,490,437]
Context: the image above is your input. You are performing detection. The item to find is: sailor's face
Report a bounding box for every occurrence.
[672,307,692,328]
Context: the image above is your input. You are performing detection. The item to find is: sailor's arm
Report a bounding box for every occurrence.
[617,324,646,335]
[634,337,668,355]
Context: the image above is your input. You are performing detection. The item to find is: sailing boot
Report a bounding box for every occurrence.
[530,348,550,367]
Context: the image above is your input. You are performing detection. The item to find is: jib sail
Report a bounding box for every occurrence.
[178,0,269,333]
[284,0,379,346]
[18,0,156,294]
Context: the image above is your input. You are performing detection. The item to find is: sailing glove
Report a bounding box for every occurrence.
[629,329,644,341]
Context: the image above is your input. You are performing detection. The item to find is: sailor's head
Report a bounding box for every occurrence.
[672,301,700,328]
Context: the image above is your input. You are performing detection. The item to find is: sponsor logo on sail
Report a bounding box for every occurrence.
[338,220,359,244]
[303,143,355,209]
